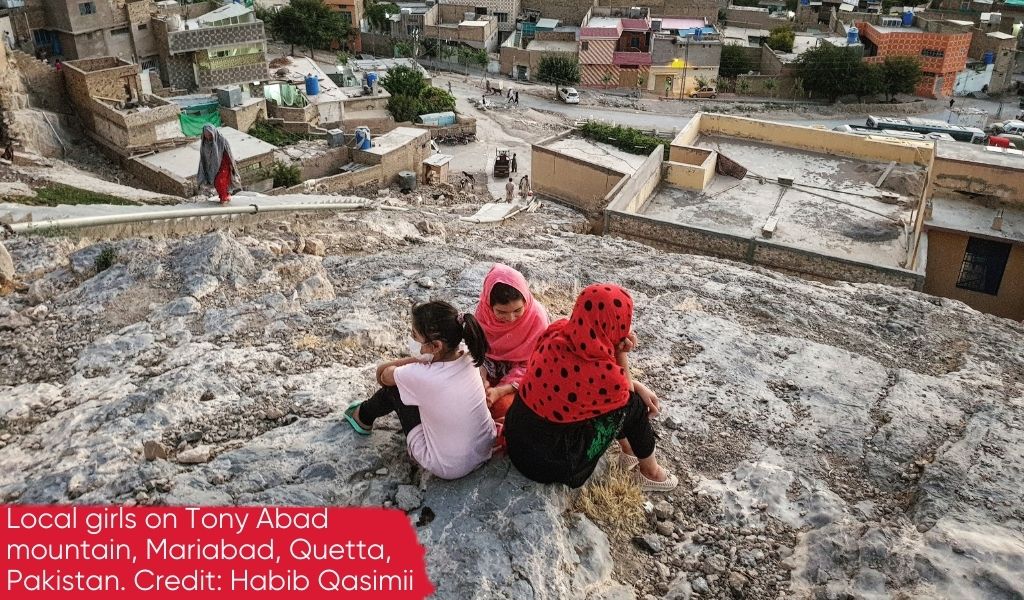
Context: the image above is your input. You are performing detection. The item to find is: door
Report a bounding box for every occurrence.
[517,65,527,81]
[618,68,637,89]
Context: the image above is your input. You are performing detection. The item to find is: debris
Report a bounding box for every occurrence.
[634,534,663,554]
[176,445,212,464]
[143,440,167,461]
[395,484,424,511]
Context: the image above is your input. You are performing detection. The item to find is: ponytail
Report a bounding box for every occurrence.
[411,301,489,366]
[460,313,489,367]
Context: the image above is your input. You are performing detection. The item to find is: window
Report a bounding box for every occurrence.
[137,23,147,30]
[111,27,129,36]
[495,12,508,23]
[580,41,589,51]
[140,58,158,70]
[630,35,640,48]
[78,1,95,15]
[474,7,487,15]
[956,237,1011,295]
[921,48,945,58]
[407,24,416,35]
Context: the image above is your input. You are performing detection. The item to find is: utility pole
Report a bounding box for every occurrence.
[679,37,690,101]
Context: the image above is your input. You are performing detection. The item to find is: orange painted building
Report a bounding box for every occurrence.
[856,21,971,98]
[325,0,362,52]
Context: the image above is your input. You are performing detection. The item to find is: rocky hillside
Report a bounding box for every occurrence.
[1,199,1022,600]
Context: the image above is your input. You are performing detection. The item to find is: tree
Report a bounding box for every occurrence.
[880,56,923,101]
[795,44,862,103]
[387,94,420,123]
[379,65,428,97]
[273,0,349,60]
[365,0,399,33]
[763,77,777,98]
[418,86,456,114]
[766,26,795,53]
[536,55,580,92]
[852,62,883,101]
[720,44,754,79]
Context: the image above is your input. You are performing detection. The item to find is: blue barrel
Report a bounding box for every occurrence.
[983,50,995,64]
[847,26,859,44]
[365,72,379,89]
[800,0,810,5]
[354,127,372,150]
[901,10,914,27]
[304,75,320,96]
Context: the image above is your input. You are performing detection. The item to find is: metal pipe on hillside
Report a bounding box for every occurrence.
[8,202,407,234]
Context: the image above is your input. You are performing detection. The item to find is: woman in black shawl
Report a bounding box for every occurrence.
[197,124,240,204]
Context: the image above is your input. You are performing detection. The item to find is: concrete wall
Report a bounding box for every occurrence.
[352,129,432,184]
[651,36,722,67]
[276,164,381,194]
[605,145,663,217]
[521,0,722,25]
[968,30,1017,94]
[605,211,923,288]
[931,156,1024,201]
[294,146,351,181]
[219,99,267,133]
[531,134,626,224]
[684,113,934,166]
[923,228,1024,321]
[725,6,793,30]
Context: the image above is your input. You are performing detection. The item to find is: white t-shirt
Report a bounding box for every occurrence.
[393,353,496,479]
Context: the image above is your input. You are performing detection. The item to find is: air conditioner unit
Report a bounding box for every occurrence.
[989,12,1002,24]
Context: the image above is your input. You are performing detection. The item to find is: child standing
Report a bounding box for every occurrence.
[344,301,496,480]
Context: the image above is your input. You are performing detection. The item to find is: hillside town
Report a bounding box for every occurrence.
[1,0,1023,598]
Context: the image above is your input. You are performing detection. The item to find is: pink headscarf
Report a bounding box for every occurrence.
[475,264,549,363]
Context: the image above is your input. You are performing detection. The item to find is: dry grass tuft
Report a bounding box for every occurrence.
[294,334,322,350]
[573,459,646,533]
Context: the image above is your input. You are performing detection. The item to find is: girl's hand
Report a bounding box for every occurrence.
[634,381,660,417]
[617,331,638,354]
[486,384,515,407]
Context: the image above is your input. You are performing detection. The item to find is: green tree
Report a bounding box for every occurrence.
[852,62,884,101]
[763,77,777,98]
[394,41,414,58]
[273,0,349,60]
[795,44,862,103]
[418,86,456,114]
[766,26,795,53]
[365,0,399,32]
[387,94,420,123]
[880,56,923,101]
[379,65,428,97]
[536,55,581,92]
[720,44,754,79]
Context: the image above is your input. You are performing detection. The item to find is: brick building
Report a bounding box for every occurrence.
[648,18,721,97]
[323,0,362,51]
[579,6,652,88]
[856,20,971,98]
[437,0,520,38]
[151,3,268,92]
[14,0,158,65]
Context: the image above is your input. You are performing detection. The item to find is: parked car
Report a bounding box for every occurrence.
[558,87,580,104]
[689,86,718,99]
[990,120,1024,136]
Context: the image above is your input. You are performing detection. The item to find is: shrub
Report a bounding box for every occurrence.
[247,121,310,147]
[94,246,118,273]
[265,162,302,188]
[579,122,668,159]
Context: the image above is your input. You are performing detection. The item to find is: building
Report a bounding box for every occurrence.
[499,19,577,80]
[420,4,499,52]
[151,3,268,92]
[579,6,652,88]
[14,0,158,64]
[437,0,520,39]
[968,29,1017,93]
[323,0,362,51]
[856,19,972,97]
[648,18,721,97]
[127,126,275,196]
[62,56,184,155]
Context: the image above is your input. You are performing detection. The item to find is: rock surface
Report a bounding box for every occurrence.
[1,202,1022,599]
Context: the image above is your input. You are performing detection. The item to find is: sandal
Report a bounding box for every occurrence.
[343,403,371,436]
[636,470,679,493]
[618,453,639,471]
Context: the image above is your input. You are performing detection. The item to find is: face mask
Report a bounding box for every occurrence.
[407,337,432,362]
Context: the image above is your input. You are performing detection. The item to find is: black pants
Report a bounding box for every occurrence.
[505,391,656,488]
[359,386,422,435]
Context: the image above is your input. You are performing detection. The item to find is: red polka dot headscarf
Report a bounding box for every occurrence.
[519,284,633,423]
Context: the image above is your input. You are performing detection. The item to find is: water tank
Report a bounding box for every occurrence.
[847,26,859,44]
[215,85,242,107]
[901,10,914,27]
[800,0,810,5]
[398,170,417,192]
[326,128,345,148]
[464,11,476,21]
[983,50,995,64]
[304,74,320,96]
[354,126,372,150]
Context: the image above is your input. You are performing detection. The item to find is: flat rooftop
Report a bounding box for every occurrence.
[935,141,1024,169]
[133,127,276,181]
[644,136,921,268]
[545,137,650,174]
[928,196,1024,243]
[361,126,428,155]
[869,24,925,33]
[526,40,578,52]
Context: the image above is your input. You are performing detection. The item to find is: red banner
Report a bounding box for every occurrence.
[1,506,434,598]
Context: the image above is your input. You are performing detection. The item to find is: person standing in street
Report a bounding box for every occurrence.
[511,153,518,173]
[505,178,515,202]
[949,98,955,109]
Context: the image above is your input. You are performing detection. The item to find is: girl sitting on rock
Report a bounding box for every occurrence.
[504,283,678,492]
[474,264,549,420]
[344,301,496,480]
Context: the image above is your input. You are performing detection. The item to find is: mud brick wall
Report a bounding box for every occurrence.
[219,100,267,134]
[523,0,723,24]
[10,51,70,114]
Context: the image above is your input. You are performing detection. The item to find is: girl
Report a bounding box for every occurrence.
[504,284,678,492]
[474,264,549,420]
[196,124,240,204]
[344,301,496,480]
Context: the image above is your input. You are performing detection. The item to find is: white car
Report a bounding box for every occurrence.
[558,87,580,104]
